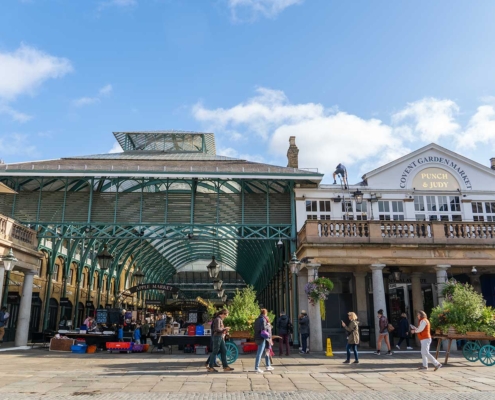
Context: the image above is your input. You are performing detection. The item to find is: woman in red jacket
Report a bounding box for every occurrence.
[411,311,442,371]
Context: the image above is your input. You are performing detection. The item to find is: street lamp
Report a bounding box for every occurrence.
[172,292,179,300]
[288,253,301,275]
[389,267,402,281]
[213,279,223,291]
[353,190,364,205]
[96,244,114,271]
[207,256,220,279]
[1,248,18,271]
[132,268,145,286]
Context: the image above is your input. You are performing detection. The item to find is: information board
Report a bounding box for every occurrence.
[95,309,108,324]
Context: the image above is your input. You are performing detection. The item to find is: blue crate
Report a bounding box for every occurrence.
[71,345,87,354]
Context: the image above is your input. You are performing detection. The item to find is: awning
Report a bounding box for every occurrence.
[0,182,16,194]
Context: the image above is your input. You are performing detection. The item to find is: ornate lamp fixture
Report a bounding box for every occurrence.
[288,252,301,275]
[96,244,114,271]
[353,190,364,205]
[133,268,145,285]
[213,279,223,291]
[222,295,227,302]
[207,256,220,279]
[172,292,179,300]
[1,248,18,271]
[216,289,225,298]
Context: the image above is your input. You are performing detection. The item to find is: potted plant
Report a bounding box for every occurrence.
[430,281,495,337]
[305,277,334,319]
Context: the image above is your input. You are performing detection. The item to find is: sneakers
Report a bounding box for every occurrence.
[396,345,400,350]
[343,360,350,364]
[206,367,218,373]
[299,351,305,354]
[353,361,359,364]
[306,349,310,354]
[406,347,413,350]
[434,363,442,372]
[255,368,264,374]
[223,367,234,372]
[333,181,337,184]
[373,351,381,355]
[386,351,393,356]
[266,366,274,371]
[417,366,428,370]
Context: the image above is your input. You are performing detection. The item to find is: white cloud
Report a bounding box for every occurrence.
[73,84,112,107]
[0,43,72,101]
[227,0,303,21]
[193,89,495,180]
[109,142,122,153]
[0,133,37,157]
[0,105,32,123]
[392,98,460,142]
[0,43,72,123]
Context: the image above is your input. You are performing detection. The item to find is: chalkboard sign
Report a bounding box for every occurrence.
[95,309,108,324]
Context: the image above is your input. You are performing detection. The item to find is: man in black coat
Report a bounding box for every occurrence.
[277,311,292,356]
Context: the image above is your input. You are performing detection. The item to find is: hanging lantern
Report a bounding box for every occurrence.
[1,248,18,271]
[133,268,145,285]
[222,295,227,302]
[213,279,223,290]
[216,289,225,298]
[207,256,220,279]
[172,292,179,300]
[288,252,301,275]
[96,244,114,271]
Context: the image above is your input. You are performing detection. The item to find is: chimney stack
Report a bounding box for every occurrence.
[287,136,299,169]
[491,158,495,170]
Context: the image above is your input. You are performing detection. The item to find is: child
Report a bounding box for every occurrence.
[133,324,141,344]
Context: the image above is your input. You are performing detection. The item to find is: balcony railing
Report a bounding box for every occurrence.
[298,220,495,246]
[0,214,37,249]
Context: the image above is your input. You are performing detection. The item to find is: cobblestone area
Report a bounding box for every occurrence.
[0,348,494,399]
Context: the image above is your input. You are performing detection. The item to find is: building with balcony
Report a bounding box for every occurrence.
[295,143,495,350]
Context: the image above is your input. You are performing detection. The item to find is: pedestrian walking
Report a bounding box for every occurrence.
[342,312,360,364]
[254,309,273,373]
[133,324,141,344]
[277,311,291,356]
[411,311,442,371]
[208,309,234,373]
[373,309,393,356]
[141,321,150,344]
[0,306,7,346]
[299,310,310,354]
[396,313,413,350]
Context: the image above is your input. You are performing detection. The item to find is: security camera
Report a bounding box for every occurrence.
[276,239,283,249]
[471,266,478,275]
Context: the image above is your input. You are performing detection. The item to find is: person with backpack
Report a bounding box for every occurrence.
[277,311,292,356]
[373,309,393,356]
[0,306,7,346]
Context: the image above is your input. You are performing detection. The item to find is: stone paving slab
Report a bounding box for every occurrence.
[0,348,494,398]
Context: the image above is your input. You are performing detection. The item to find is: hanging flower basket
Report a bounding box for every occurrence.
[305,277,334,320]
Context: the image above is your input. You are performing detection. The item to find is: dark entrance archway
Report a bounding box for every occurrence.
[48,298,58,331]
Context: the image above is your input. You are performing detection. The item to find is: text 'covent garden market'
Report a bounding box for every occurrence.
[1,131,495,352]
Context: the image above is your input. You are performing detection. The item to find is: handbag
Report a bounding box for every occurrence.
[387,323,395,333]
[261,330,271,339]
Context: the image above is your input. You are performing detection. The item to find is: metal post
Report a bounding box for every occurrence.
[289,182,299,347]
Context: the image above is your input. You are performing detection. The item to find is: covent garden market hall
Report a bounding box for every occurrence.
[0,131,322,346]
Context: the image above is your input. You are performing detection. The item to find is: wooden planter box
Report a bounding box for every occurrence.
[466,332,485,336]
[49,338,75,352]
[229,330,252,339]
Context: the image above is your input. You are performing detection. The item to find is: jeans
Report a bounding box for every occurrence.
[346,343,359,361]
[301,333,309,353]
[397,336,410,347]
[209,336,228,368]
[255,340,270,370]
[420,338,440,368]
[279,334,290,356]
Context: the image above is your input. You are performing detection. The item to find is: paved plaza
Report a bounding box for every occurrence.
[1,347,495,399]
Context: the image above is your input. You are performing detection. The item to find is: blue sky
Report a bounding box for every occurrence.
[1,0,495,182]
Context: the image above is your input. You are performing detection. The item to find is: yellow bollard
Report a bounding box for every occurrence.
[326,337,334,357]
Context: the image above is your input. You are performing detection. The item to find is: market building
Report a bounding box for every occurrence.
[295,143,495,351]
[0,131,322,346]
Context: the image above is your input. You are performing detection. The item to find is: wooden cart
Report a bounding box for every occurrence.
[433,334,495,366]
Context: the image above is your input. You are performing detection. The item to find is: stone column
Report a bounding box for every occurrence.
[370,264,387,340]
[15,271,36,347]
[306,263,322,352]
[297,269,309,320]
[353,272,369,325]
[470,274,482,294]
[411,272,423,346]
[434,265,450,306]
[0,266,5,308]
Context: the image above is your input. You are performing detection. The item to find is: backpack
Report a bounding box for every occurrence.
[287,320,294,334]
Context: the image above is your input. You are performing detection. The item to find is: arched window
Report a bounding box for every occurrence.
[80,273,85,289]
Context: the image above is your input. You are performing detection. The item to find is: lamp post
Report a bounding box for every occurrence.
[96,244,114,271]
[353,190,364,205]
[0,248,17,308]
[288,252,301,347]
[207,256,220,279]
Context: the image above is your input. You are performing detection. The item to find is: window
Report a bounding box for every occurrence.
[414,195,462,221]
[80,273,85,289]
[378,201,405,221]
[52,265,59,282]
[473,202,495,222]
[426,196,436,212]
[67,269,73,286]
[414,196,425,212]
[305,200,331,220]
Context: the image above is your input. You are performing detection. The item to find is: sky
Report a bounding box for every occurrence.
[1,0,495,183]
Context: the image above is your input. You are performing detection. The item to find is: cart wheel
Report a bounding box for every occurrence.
[463,341,481,362]
[225,342,239,365]
[479,345,495,366]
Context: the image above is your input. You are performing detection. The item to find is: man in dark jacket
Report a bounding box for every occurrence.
[277,311,291,356]
[298,310,310,354]
[208,309,234,373]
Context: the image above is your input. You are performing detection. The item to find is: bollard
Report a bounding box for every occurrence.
[326,337,334,357]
